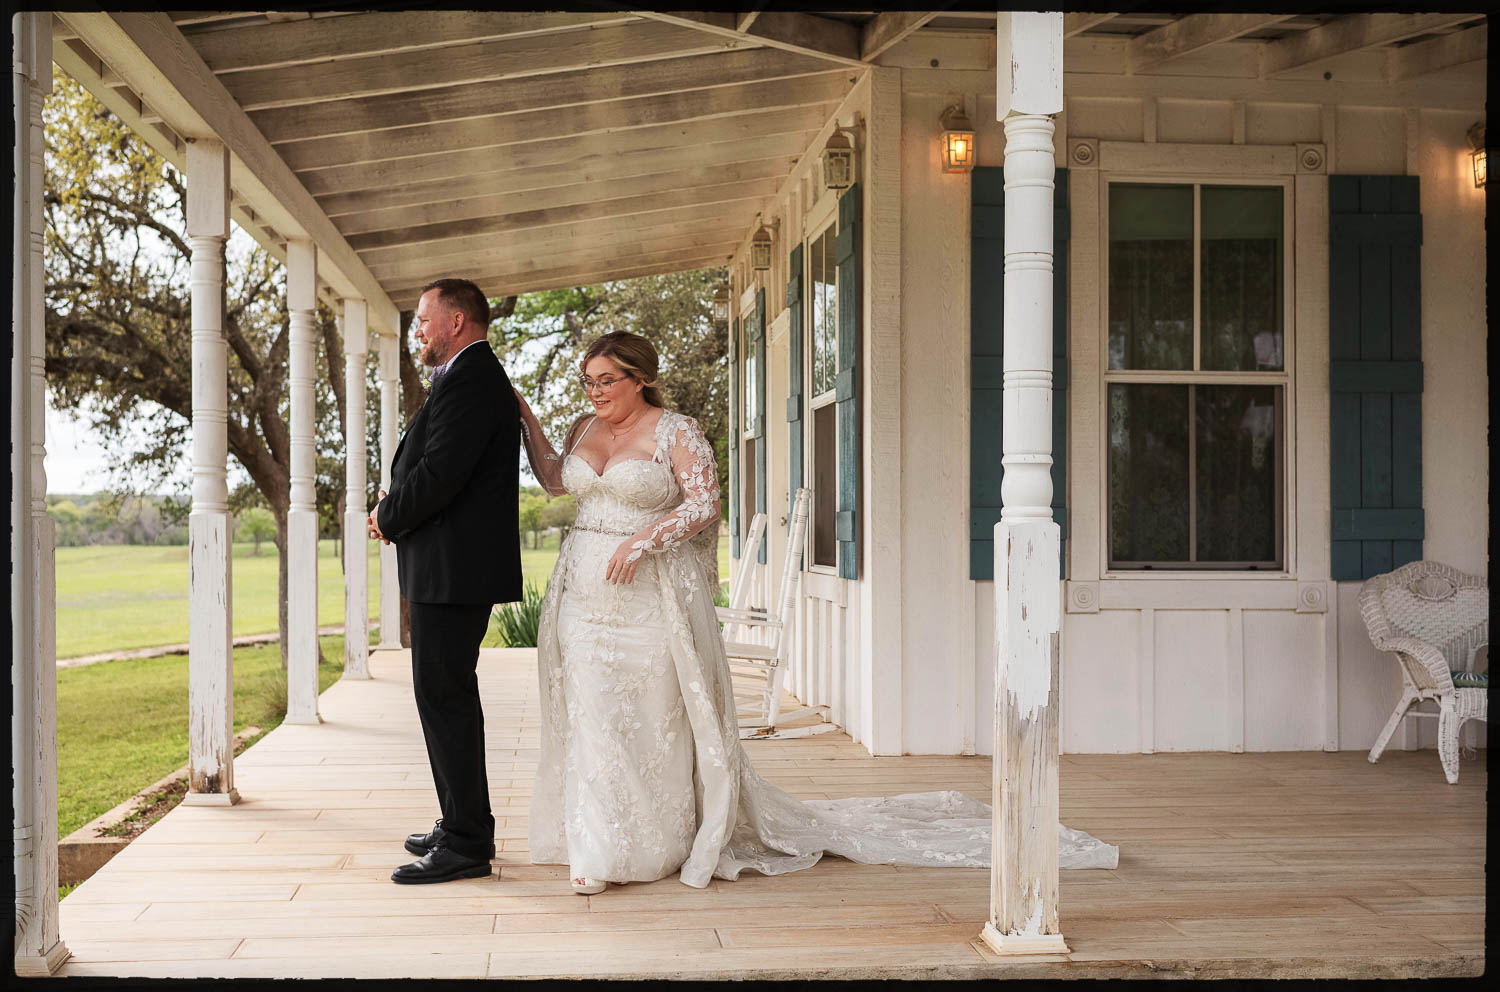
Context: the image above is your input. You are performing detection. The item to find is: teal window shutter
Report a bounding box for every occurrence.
[835,185,861,580]
[1329,175,1423,580]
[753,286,768,564]
[729,314,740,559]
[970,167,1069,580]
[787,245,805,517]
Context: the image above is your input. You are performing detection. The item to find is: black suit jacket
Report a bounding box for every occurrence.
[377,342,522,605]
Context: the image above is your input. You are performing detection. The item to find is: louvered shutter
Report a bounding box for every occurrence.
[835,185,861,580]
[787,244,805,516]
[753,286,768,564]
[1329,175,1424,580]
[970,166,1070,580]
[729,315,741,559]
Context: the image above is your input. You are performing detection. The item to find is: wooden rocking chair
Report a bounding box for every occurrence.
[720,488,834,739]
[717,511,766,642]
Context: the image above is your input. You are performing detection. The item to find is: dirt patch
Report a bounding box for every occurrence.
[94,728,266,841]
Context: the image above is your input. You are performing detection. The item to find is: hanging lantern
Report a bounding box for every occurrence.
[711,281,730,324]
[940,105,976,174]
[750,219,773,271]
[1469,123,1487,188]
[821,129,854,191]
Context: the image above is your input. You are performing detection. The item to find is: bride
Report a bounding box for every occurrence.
[517,331,1115,895]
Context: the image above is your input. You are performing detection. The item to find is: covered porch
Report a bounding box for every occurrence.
[54,647,1483,980]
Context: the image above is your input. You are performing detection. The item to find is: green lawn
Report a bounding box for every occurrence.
[58,532,731,659]
[57,634,347,839]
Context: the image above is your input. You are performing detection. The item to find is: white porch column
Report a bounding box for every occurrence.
[983,11,1067,957]
[286,240,322,723]
[342,298,371,678]
[183,138,240,807]
[377,332,402,649]
[12,11,69,975]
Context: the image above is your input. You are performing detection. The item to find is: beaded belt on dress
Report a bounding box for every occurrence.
[571,524,636,537]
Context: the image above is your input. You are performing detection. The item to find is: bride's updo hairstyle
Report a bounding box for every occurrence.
[580,332,665,409]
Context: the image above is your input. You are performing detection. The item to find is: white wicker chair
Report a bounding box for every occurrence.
[1360,560,1489,784]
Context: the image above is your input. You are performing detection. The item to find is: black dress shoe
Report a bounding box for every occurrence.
[405,819,495,860]
[391,845,492,885]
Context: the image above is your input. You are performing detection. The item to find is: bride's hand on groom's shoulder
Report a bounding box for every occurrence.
[605,539,644,585]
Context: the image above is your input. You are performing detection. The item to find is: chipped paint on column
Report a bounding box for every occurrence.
[343,299,371,678]
[184,137,238,806]
[377,333,402,649]
[286,240,322,723]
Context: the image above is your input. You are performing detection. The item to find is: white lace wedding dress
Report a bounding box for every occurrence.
[529,408,1117,887]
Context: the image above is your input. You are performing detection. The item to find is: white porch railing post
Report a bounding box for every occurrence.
[12,11,70,975]
[286,240,322,723]
[342,298,371,678]
[377,332,402,649]
[982,11,1068,958]
[182,137,240,808]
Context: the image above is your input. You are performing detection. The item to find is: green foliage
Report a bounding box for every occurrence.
[56,634,347,839]
[540,493,576,534]
[518,493,546,548]
[237,506,277,554]
[491,269,730,493]
[46,491,186,546]
[489,580,546,648]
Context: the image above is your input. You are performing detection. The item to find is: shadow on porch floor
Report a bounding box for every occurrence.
[56,648,1484,979]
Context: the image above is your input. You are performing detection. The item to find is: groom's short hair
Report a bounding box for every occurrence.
[421,278,491,330]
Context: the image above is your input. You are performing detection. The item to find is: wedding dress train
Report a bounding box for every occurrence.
[529,409,1117,887]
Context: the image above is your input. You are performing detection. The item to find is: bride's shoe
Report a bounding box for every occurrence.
[570,876,607,895]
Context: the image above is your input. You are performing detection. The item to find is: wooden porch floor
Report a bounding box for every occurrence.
[58,648,1484,979]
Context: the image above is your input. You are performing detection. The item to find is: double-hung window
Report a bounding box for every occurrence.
[740,308,758,534]
[1105,180,1290,570]
[806,217,839,569]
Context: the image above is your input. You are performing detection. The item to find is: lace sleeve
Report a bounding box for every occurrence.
[623,414,721,563]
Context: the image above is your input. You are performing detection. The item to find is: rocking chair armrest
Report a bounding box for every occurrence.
[716,606,774,622]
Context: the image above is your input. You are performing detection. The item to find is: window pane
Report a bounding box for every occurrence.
[810,228,837,396]
[1108,184,1193,370]
[1201,186,1283,371]
[742,437,757,545]
[1108,383,1189,564]
[742,323,758,428]
[1195,384,1280,564]
[812,403,837,567]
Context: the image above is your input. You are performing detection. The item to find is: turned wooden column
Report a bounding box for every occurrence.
[183,137,241,807]
[983,10,1068,958]
[12,11,70,975]
[286,240,322,723]
[376,332,402,649]
[342,298,371,678]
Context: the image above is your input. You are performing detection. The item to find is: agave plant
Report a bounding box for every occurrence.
[492,580,546,648]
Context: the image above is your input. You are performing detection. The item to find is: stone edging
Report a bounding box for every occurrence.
[59,725,262,886]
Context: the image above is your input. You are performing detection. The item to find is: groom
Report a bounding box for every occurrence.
[367,278,522,884]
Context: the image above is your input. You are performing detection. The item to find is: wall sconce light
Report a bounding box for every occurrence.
[750,216,773,271]
[940,104,976,174]
[711,281,730,324]
[822,129,854,191]
[1468,123,1486,188]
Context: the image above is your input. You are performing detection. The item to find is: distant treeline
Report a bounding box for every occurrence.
[47,493,188,547]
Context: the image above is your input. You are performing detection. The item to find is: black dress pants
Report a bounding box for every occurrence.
[408,601,494,861]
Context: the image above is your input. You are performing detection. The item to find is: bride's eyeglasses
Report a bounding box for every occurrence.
[578,374,631,394]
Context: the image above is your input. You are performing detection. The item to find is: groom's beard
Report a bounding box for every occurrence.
[419,339,446,368]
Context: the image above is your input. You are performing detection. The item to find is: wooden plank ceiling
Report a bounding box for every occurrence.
[163,10,867,307]
[130,11,1486,305]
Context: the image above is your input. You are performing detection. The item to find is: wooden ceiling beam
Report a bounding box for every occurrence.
[217,21,751,111]
[633,11,865,68]
[297,103,836,196]
[1064,13,1119,38]
[1387,23,1487,82]
[188,12,635,74]
[314,134,810,218]
[382,242,741,298]
[277,72,851,172]
[390,256,732,304]
[250,48,832,144]
[1263,12,1482,77]
[861,11,941,62]
[370,230,745,284]
[347,176,782,252]
[357,203,759,269]
[1130,14,1299,73]
[338,158,794,236]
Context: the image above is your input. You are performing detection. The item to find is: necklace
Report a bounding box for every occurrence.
[604,409,648,441]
